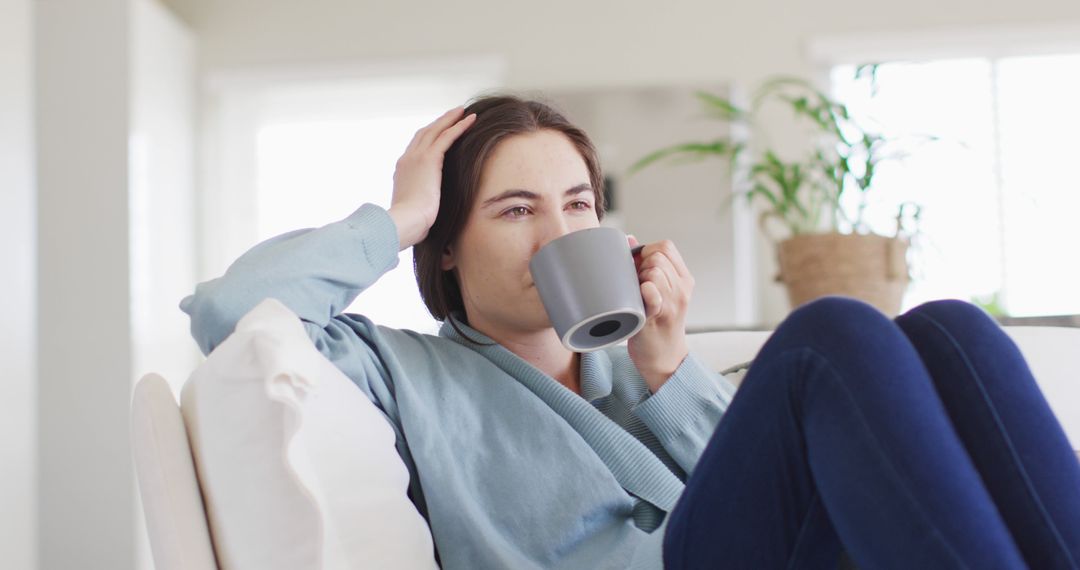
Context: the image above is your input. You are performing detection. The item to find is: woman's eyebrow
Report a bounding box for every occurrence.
[480,184,593,209]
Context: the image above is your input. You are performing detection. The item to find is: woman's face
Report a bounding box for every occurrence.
[442,129,601,333]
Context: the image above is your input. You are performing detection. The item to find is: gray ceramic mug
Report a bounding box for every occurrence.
[529,227,646,352]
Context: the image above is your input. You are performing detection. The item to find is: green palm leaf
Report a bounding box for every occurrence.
[627,140,736,175]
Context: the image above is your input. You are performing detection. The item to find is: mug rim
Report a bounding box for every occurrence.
[531,226,628,263]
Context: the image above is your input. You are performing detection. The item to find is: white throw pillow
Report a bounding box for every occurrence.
[180,298,439,570]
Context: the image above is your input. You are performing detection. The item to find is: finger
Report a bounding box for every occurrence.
[431,113,477,153]
[641,281,664,319]
[643,248,698,316]
[639,251,677,292]
[406,106,464,152]
[655,240,692,280]
[627,235,643,271]
[417,106,467,150]
[641,265,674,298]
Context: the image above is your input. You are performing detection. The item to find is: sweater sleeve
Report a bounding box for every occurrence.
[630,351,737,475]
[180,203,400,356]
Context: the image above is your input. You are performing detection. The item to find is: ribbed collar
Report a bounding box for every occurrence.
[438,313,684,511]
[578,349,615,403]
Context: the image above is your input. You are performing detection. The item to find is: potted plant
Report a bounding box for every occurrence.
[629,70,925,316]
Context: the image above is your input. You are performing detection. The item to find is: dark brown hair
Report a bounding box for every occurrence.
[412,95,607,343]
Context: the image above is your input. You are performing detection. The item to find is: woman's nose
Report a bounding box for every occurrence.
[536,213,574,251]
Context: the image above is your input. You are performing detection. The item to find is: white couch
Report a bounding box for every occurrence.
[131,304,1080,570]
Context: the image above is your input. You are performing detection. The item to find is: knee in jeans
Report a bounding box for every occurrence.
[902,299,994,328]
[789,296,887,328]
[777,296,897,348]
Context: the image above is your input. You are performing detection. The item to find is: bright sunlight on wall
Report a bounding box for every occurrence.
[204,62,502,334]
[256,114,442,333]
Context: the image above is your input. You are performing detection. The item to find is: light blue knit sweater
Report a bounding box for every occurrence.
[181,203,738,569]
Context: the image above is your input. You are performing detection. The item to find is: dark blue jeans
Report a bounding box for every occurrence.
[663,297,1080,569]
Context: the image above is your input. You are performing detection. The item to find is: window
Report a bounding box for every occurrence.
[204,62,503,333]
[831,53,1080,317]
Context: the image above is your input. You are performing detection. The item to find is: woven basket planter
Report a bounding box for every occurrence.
[776,233,910,316]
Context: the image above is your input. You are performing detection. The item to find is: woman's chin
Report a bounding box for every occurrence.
[526,305,554,330]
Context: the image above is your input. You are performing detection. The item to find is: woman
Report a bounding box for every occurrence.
[183,96,1080,569]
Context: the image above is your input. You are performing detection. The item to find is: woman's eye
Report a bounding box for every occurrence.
[502,201,590,219]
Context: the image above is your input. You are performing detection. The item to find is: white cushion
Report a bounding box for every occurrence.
[131,373,218,570]
[1002,327,1080,452]
[180,298,438,570]
[686,330,772,387]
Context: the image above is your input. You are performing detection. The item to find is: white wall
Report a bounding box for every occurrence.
[130,3,199,568]
[131,0,199,401]
[0,0,37,567]
[35,0,198,567]
[36,0,135,567]
[165,0,1080,325]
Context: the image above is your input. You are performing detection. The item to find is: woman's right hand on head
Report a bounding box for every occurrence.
[387,106,477,250]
